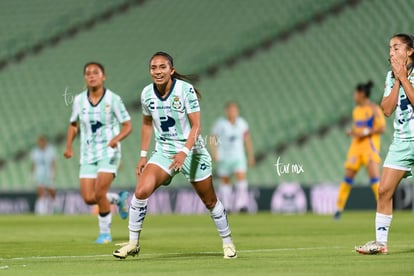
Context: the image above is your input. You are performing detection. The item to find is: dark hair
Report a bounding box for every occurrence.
[392,33,414,49]
[355,80,373,98]
[390,33,414,78]
[150,51,201,99]
[83,62,105,74]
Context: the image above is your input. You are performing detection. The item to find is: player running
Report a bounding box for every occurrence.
[210,102,255,213]
[356,33,414,254]
[333,81,385,219]
[64,62,132,244]
[113,52,237,259]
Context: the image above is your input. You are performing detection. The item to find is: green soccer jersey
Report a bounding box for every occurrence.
[141,79,204,155]
[384,70,414,141]
[70,89,131,164]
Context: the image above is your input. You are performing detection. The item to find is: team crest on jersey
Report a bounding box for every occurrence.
[171,96,182,111]
[105,104,111,113]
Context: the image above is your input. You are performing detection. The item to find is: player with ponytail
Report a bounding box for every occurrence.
[356,33,414,254]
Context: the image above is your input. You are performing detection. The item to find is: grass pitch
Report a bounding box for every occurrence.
[1,211,414,275]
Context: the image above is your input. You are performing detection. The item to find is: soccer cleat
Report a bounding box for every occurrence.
[95,233,112,244]
[118,191,129,220]
[113,241,140,259]
[333,211,341,220]
[355,241,388,255]
[223,243,237,259]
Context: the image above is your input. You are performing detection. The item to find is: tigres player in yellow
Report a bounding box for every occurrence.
[334,81,386,219]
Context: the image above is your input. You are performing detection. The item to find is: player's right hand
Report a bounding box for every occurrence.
[64,148,73,159]
[136,158,147,176]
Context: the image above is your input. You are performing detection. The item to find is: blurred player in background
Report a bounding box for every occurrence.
[113,52,237,259]
[210,102,255,213]
[64,62,132,244]
[31,135,56,215]
[334,81,385,220]
[356,33,414,254]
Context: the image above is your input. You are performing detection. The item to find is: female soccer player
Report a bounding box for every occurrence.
[356,33,414,254]
[333,81,385,220]
[64,62,132,244]
[113,52,237,259]
[31,135,57,215]
[210,102,255,213]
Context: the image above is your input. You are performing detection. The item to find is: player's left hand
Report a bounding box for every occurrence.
[391,56,407,80]
[169,152,187,172]
[107,139,118,148]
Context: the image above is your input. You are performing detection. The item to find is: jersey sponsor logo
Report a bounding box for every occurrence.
[90,121,103,133]
[160,116,176,132]
[148,100,172,111]
[189,99,199,109]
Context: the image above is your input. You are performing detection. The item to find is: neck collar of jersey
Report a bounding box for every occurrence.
[153,78,176,101]
[87,88,106,107]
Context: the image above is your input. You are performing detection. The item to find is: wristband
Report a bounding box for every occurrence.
[180,147,190,155]
[140,150,147,157]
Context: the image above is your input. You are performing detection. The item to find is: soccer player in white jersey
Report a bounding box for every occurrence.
[64,62,132,244]
[113,52,237,259]
[356,33,414,254]
[30,135,56,215]
[210,102,255,213]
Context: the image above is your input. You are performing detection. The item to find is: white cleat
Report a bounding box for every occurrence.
[223,243,237,259]
[113,241,140,259]
[355,241,388,255]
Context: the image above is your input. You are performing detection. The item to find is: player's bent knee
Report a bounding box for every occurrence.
[203,197,217,210]
[83,195,96,205]
[378,185,393,201]
[135,187,152,200]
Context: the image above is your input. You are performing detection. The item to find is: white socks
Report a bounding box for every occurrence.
[106,192,120,205]
[219,184,233,212]
[210,200,232,244]
[235,180,248,211]
[34,196,54,215]
[98,212,112,234]
[128,195,148,242]
[375,212,392,245]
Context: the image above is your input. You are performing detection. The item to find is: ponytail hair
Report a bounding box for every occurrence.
[150,51,201,99]
[355,80,373,98]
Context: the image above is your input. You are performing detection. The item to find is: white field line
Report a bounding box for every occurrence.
[0,246,349,262]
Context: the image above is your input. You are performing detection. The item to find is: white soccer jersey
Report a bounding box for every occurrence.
[70,89,131,164]
[141,79,204,155]
[30,145,56,184]
[211,117,249,160]
[384,70,414,141]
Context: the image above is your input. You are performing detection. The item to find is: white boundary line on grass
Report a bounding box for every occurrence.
[0,246,347,262]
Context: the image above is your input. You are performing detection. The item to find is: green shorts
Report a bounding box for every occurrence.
[147,148,212,183]
[79,156,120,179]
[216,157,247,177]
[383,139,414,178]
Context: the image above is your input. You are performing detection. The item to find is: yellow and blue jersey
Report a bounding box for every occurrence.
[345,103,385,170]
